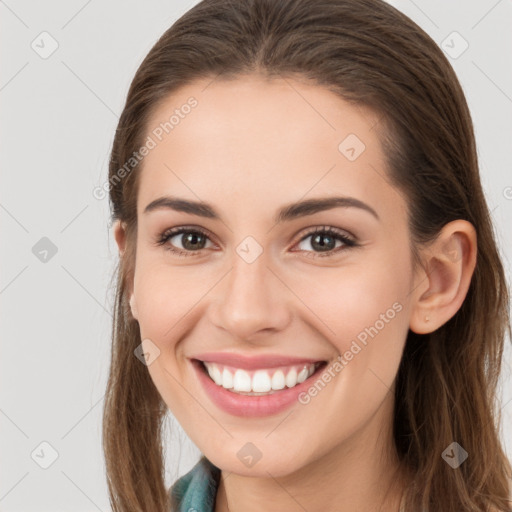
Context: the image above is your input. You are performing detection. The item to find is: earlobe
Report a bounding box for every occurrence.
[409,220,477,334]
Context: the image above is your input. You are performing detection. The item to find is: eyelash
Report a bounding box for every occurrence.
[154,225,358,259]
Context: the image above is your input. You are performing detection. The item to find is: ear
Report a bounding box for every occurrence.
[409,220,477,334]
[112,219,139,320]
[129,292,139,320]
[113,219,127,257]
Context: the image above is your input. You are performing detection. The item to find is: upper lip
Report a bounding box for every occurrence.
[191,352,327,370]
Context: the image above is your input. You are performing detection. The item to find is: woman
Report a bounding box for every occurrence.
[102,0,512,510]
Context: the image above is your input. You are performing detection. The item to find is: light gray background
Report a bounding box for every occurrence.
[1,0,511,510]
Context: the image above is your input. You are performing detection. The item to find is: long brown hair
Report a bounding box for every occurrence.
[102,0,512,510]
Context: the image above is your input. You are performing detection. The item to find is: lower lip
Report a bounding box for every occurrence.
[191,359,327,418]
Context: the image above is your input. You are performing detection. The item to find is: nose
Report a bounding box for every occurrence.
[209,253,291,342]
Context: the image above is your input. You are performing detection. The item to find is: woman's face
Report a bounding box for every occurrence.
[121,75,419,476]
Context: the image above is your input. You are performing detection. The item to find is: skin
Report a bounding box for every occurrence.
[113,74,477,512]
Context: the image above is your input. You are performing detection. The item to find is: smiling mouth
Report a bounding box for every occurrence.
[195,359,328,396]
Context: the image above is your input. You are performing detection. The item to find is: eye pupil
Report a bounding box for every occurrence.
[312,234,335,252]
[182,232,205,250]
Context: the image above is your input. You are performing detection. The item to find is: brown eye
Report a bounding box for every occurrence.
[294,226,357,258]
[155,225,357,258]
[176,231,208,251]
[156,227,214,256]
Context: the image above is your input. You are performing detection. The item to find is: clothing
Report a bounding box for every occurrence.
[169,455,406,511]
[169,455,221,512]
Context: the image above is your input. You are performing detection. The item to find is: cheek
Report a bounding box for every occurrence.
[294,262,406,342]
[133,262,196,339]
[133,259,225,350]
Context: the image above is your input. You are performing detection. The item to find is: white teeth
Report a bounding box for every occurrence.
[252,370,272,392]
[210,365,223,386]
[203,362,319,394]
[233,369,252,392]
[297,367,309,383]
[221,367,233,389]
[285,368,297,388]
[271,370,286,390]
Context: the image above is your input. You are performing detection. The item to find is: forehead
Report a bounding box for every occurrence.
[137,75,400,221]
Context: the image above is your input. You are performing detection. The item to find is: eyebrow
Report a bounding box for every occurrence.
[143,195,380,223]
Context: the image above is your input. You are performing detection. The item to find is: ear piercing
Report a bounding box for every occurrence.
[425,316,430,322]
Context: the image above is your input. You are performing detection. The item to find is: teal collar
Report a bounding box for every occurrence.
[169,455,221,512]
